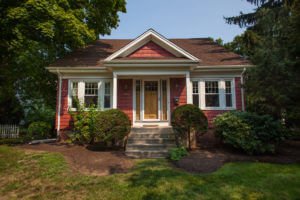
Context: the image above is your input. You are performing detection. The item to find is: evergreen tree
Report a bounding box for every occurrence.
[225,0,300,129]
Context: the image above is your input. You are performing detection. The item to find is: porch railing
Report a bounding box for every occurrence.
[0,124,19,138]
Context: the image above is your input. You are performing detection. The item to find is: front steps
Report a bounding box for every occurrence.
[126,127,176,158]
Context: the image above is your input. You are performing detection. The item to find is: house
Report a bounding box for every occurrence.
[47,29,252,151]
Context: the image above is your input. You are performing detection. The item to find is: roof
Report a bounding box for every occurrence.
[50,38,251,67]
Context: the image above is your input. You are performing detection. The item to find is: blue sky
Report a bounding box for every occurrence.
[102,0,257,42]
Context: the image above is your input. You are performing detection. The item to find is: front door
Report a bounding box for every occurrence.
[144,81,159,119]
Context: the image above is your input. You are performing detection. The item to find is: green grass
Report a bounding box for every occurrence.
[0,146,299,200]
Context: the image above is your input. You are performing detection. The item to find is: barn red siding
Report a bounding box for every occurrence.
[56,79,72,130]
[235,77,243,110]
[117,79,133,123]
[128,41,176,58]
[170,78,187,111]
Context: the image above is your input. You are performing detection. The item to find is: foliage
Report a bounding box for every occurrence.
[69,103,99,144]
[0,136,31,145]
[1,146,300,199]
[224,0,300,131]
[0,0,127,124]
[94,109,131,146]
[171,104,208,150]
[28,121,52,139]
[214,111,287,154]
[169,146,189,161]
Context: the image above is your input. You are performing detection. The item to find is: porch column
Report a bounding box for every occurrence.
[113,73,118,108]
[186,72,192,104]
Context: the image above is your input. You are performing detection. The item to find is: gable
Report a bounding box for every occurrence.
[104,29,199,62]
[127,41,176,58]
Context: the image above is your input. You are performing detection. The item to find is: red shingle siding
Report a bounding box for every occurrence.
[57,79,72,130]
[235,77,243,110]
[128,41,176,58]
[170,78,187,111]
[203,110,226,127]
[117,79,133,123]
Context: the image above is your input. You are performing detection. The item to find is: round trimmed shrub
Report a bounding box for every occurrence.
[28,121,52,139]
[94,109,131,146]
[214,111,287,154]
[171,104,208,149]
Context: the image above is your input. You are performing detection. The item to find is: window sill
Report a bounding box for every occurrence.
[200,107,236,111]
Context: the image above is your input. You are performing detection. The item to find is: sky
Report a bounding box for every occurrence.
[102,0,257,43]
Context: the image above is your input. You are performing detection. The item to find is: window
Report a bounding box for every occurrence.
[225,81,233,107]
[205,81,219,107]
[192,81,199,107]
[71,82,78,108]
[84,82,98,107]
[104,82,111,108]
[191,79,236,109]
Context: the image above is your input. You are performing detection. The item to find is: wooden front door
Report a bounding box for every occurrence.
[144,81,159,119]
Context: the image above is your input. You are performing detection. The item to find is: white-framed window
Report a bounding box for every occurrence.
[104,81,111,109]
[205,81,220,107]
[192,81,199,107]
[71,82,79,109]
[68,79,112,110]
[84,82,98,107]
[192,78,236,110]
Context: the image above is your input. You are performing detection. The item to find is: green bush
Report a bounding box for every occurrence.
[69,104,99,144]
[169,146,189,161]
[94,109,131,147]
[28,121,52,139]
[0,136,32,145]
[214,111,287,154]
[171,104,208,149]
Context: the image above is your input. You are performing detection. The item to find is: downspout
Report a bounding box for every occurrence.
[57,70,62,137]
[241,68,246,111]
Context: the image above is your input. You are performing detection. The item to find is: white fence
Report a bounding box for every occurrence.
[0,124,19,138]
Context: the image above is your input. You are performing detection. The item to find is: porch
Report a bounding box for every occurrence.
[112,71,193,127]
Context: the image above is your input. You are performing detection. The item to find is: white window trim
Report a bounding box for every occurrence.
[191,78,236,110]
[68,79,113,111]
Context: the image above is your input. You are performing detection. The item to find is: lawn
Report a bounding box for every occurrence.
[0,146,299,200]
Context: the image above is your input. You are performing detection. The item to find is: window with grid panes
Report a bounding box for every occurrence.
[205,81,219,107]
[84,82,98,107]
[192,81,199,107]
[225,81,233,107]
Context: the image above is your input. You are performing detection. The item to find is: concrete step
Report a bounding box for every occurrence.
[126,150,170,158]
[129,133,175,139]
[125,127,175,158]
[130,127,173,134]
[127,138,175,145]
[126,143,176,151]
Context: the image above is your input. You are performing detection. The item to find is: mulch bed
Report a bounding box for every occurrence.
[176,130,300,173]
[19,143,134,176]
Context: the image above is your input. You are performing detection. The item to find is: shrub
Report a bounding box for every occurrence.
[169,146,189,161]
[28,121,52,139]
[94,109,131,147]
[214,111,287,154]
[171,104,208,150]
[69,104,99,144]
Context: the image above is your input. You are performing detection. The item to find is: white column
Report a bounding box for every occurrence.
[113,73,118,108]
[186,72,192,104]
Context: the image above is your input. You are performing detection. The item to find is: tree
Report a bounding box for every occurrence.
[0,0,126,124]
[225,0,300,129]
